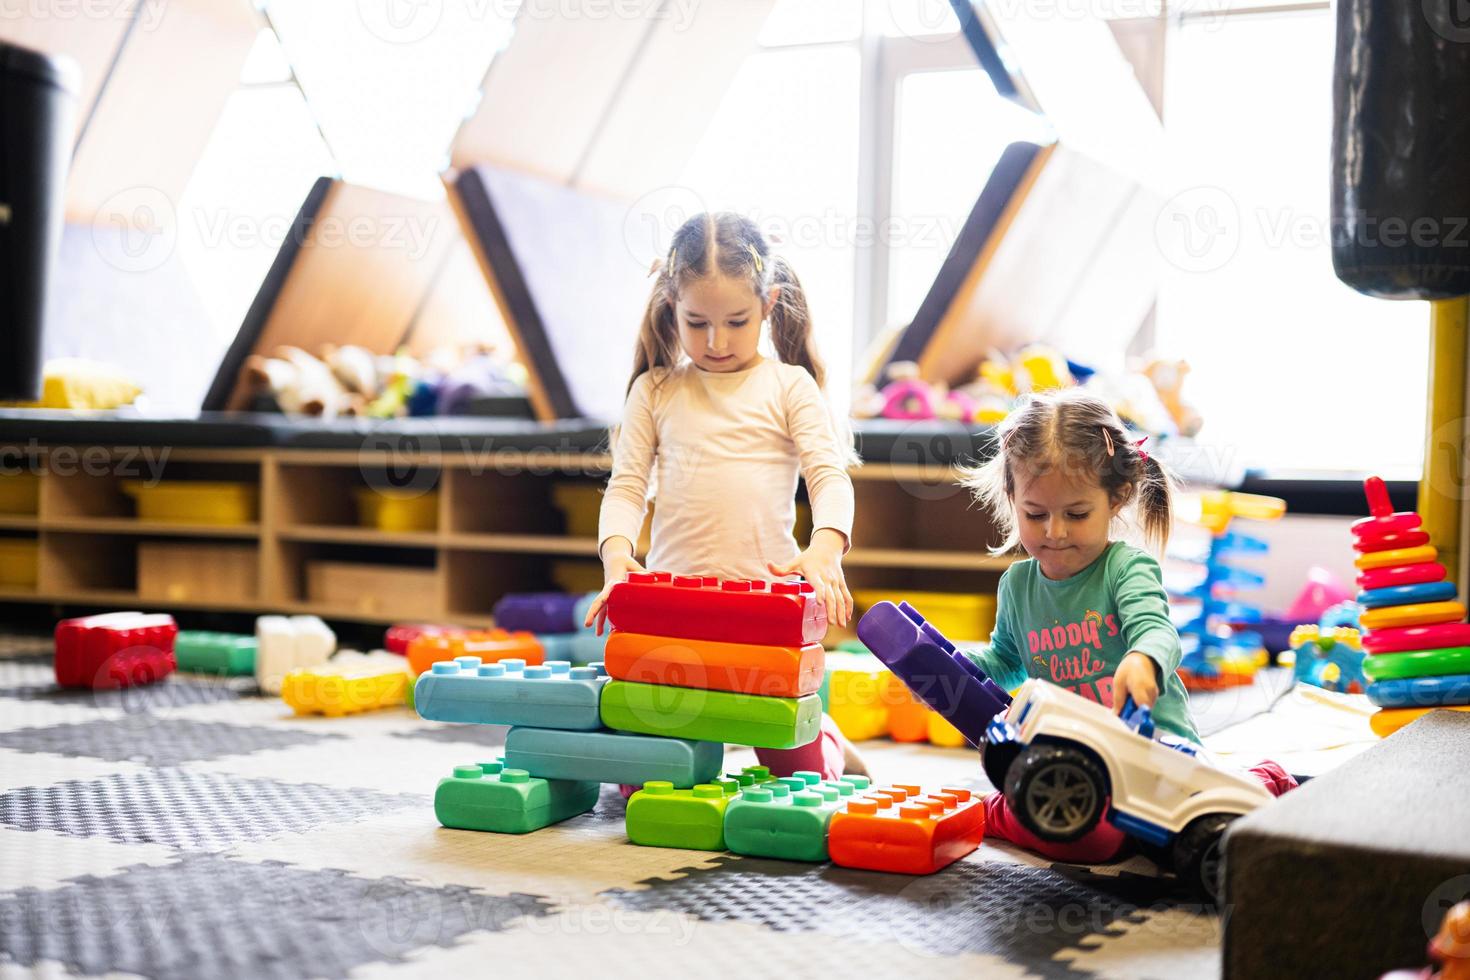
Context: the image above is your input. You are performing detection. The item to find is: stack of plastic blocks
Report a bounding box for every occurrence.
[174,630,256,676]
[493,591,606,665]
[722,772,868,860]
[54,612,177,689]
[828,782,985,874]
[255,615,335,695]
[1353,477,1470,736]
[623,765,781,850]
[405,628,543,676]
[281,650,412,717]
[854,600,1011,747]
[434,759,600,834]
[600,572,826,749]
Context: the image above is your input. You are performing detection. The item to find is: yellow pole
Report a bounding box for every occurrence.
[1420,297,1469,587]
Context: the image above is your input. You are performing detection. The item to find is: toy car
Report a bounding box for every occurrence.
[984,679,1272,902]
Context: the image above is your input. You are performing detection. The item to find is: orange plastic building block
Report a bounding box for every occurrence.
[827,784,985,874]
[882,672,930,742]
[603,630,824,698]
[406,629,543,676]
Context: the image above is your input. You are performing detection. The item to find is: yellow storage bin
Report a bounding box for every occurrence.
[553,483,651,551]
[0,539,39,588]
[852,590,996,642]
[926,711,969,748]
[355,488,439,532]
[121,481,258,525]
[552,560,604,594]
[0,473,39,515]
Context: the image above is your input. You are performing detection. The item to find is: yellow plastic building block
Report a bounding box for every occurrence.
[281,651,411,717]
[926,711,968,748]
[823,651,889,742]
[852,590,995,641]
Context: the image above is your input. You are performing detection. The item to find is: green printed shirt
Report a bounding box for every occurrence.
[963,541,1201,743]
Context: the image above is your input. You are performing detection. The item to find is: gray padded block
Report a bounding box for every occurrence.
[1223,711,1470,979]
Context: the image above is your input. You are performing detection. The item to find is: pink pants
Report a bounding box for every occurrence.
[620,712,847,797]
[984,759,1299,863]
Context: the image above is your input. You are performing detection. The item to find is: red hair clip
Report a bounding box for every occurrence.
[1135,435,1149,462]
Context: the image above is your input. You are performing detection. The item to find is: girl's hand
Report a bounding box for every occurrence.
[766,528,853,628]
[1111,651,1160,715]
[584,538,645,636]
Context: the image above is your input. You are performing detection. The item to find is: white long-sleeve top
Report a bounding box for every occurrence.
[597,358,855,582]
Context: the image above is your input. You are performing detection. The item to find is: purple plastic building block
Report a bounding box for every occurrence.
[855,600,1011,746]
[492,592,581,634]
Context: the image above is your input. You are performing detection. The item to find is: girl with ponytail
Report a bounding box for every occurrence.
[586,211,866,781]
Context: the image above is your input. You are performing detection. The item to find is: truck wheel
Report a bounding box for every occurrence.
[1172,813,1238,905]
[1004,743,1107,842]
[981,740,1020,793]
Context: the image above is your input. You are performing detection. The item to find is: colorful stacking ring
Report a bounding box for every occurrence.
[1354,545,1438,571]
[1352,511,1422,540]
[1362,646,1470,682]
[1354,528,1432,553]
[1357,581,1458,608]
[1362,622,1470,654]
[1358,600,1467,631]
[1369,704,1470,737]
[1366,672,1470,709]
[1357,562,1447,592]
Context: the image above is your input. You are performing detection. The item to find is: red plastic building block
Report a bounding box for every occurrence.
[827,784,985,874]
[605,572,827,647]
[54,612,178,689]
[384,623,464,655]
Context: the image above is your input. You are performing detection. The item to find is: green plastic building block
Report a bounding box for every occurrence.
[724,780,851,862]
[433,760,599,834]
[174,630,256,675]
[625,780,737,850]
[600,680,822,749]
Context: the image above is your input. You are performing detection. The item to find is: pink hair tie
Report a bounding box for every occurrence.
[1135,435,1149,462]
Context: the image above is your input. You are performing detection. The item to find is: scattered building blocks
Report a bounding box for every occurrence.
[414,658,608,729]
[281,651,411,717]
[502,726,723,787]
[173,630,255,676]
[492,592,581,633]
[927,712,969,748]
[255,615,335,695]
[606,572,827,646]
[882,672,931,743]
[821,649,890,742]
[405,628,543,676]
[624,780,736,850]
[827,784,985,874]
[604,630,824,698]
[723,782,851,861]
[384,623,462,655]
[434,760,599,834]
[599,679,822,749]
[856,601,1011,747]
[1285,623,1366,694]
[54,612,177,689]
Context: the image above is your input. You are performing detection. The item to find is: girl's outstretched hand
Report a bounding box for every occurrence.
[766,528,853,628]
[584,540,644,636]
[1111,651,1160,715]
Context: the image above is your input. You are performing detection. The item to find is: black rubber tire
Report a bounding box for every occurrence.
[1003,743,1108,843]
[1172,812,1238,906]
[981,740,1020,794]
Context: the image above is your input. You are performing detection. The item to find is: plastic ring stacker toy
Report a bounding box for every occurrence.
[1354,545,1438,571]
[1356,562,1447,592]
[1357,581,1458,608]
[1363,622,1470,654]
[1366,672,1470,709]
[1370,704,1470,737]
[1361,646,1470,682]
[1352,512,1421,539]
[1358,600,1467,631]
[1354,528,1432,554]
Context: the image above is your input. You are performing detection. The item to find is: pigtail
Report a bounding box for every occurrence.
[1133,450,1178,554]
[767,256,825,389]
[627,275,680,396]
[959,411,1028,555]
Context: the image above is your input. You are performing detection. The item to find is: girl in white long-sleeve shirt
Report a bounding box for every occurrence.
[584,211,865,779]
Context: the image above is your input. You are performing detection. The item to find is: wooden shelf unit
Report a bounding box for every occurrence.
[0,444,1012,630]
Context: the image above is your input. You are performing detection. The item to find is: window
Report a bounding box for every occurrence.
[1158,5,1429,478]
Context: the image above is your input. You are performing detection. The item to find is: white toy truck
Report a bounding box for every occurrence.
[983,679,1272,902]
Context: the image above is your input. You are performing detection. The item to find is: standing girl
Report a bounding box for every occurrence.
[584,211,861,778]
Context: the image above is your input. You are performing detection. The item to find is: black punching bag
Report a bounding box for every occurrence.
[1331,1,1470,299]
[0,41,77,401]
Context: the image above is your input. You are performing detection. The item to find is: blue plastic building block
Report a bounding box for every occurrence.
[502,727,723,787]
[855,601,1011,746]
[569,631,606,666]
[535,634,576,662]
[414,656,608,729]
[493,592,581,633]
[434,760,599,833]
